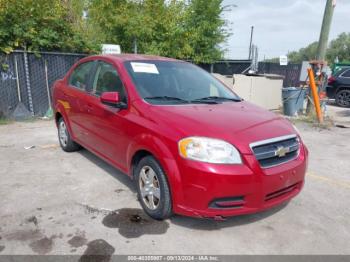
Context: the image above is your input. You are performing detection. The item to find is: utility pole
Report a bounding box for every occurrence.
[133,38,138,54]
[248,26,254,60]
[316,0,336,61]
[306,0,336,122]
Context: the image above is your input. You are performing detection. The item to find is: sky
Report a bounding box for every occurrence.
[221,0,350,60]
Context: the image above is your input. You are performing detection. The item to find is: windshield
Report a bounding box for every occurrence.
[124,60,241,105]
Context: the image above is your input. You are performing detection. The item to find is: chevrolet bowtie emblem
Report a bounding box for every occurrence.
[275,146,289,157]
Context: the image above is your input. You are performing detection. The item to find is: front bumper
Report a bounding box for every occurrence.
[172,143,308,218]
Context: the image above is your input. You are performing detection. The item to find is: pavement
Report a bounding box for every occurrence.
[0,105,349,256]
[327,101,350,128]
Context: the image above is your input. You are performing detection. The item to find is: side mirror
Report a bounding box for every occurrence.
[100,92,125,108]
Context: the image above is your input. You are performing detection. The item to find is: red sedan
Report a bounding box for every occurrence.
[52,54,308,220]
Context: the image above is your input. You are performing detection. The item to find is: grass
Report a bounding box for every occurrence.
[0,118,13,125]
[0,116,40,125]
[288,113,334,130]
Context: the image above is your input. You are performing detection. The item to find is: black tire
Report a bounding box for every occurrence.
[134,156,172,220]
[335,89,350,108]
[57,117,81,152]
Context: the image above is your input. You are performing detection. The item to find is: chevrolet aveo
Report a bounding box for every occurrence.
[53,54,308,220]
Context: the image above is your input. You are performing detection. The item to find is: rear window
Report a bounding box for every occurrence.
[341,69,350,78]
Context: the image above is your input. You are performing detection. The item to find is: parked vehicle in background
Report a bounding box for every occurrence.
[332,63,350,75]
[52,54,308,220]
[327,67,350,107]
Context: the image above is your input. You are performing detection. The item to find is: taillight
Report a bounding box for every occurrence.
[328,76,336,85]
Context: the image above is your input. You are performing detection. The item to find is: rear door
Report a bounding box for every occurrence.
[64,61,95,142]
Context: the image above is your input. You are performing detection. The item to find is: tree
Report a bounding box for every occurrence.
[287,42,318,63]
[1,0,228,61]
[0,0,96,53]
[183,0,228,63]
[326,32,350,63]
[282,33,350,64]
[88,0,228,63]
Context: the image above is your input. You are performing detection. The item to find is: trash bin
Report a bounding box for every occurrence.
[282,87,306,116]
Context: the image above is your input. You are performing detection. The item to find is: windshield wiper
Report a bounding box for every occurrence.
[192,96,242,102]
[144,96,189,103]
[144,96,236,105]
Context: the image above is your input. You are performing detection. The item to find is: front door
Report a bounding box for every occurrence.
[80,61,130,170]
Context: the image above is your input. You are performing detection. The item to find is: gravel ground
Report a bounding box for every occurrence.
[0,105,349,256]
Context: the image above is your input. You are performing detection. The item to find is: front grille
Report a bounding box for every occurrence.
[250,135,300,168]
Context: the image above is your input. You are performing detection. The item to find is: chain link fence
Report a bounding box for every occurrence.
[0,51,85,118]
[0,51,302,118]
[198,61,302,87]
[197,60,252,75]
[258,62,302,87]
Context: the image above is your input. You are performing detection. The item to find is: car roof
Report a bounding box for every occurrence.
[89,54,182,63]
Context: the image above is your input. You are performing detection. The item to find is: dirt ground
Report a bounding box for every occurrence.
[0,104,349,256]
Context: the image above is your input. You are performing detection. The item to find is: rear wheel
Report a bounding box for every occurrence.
[335,89,350,107]
[134,156,172,220]
[58,118,81,152]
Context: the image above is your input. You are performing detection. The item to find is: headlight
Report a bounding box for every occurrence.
[178,137,242,164]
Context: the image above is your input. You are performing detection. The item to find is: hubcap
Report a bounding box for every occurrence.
[337,90,350,107]
[59,121,68,147]
[139,166,160,210]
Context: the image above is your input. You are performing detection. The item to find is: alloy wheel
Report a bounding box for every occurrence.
[59,121,68,147]
[336,90,350,107]
[138,166,161,210]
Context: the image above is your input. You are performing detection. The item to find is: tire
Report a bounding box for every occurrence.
[335,89,350,107]
[57,117,81,152]
[134,156,172,220]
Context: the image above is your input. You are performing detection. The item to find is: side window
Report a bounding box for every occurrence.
[69,62,94,90]
[92,62,127,103]
[341,69,350,78]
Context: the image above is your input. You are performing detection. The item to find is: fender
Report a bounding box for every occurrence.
[126,133,185,208]
[54,101,75,140]
[336,85,350,94]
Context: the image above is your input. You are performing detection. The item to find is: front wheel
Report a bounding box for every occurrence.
[335,89,350,107]
[57,118,81,152]
[134,156,172,220]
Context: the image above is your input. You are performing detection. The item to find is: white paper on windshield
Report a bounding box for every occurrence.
[131,62,159,74]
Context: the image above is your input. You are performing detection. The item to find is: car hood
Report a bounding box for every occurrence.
[146,101,296,155]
